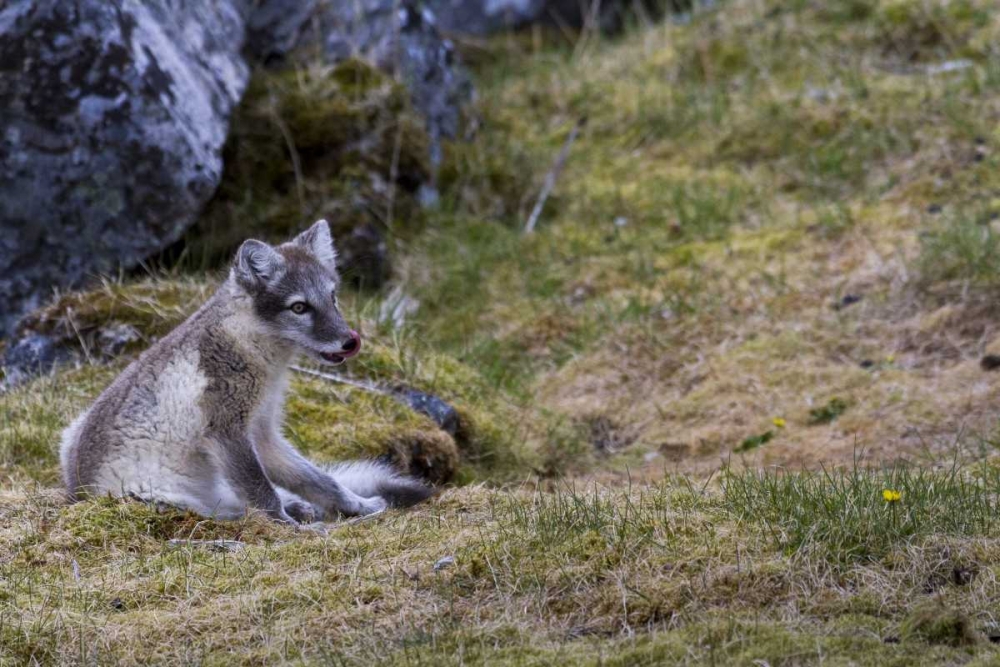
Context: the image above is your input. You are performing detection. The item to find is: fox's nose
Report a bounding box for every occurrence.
[340,330,361,356]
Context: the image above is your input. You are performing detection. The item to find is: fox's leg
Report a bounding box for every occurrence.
[255,432,386,518]
[208,432,297,524]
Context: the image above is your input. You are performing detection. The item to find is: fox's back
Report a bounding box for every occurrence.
[60,297,222,499]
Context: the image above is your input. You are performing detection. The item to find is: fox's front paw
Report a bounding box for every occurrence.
[266,505,300,526]
[283,500,318,524]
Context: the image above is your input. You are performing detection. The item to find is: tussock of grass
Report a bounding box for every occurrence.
[901,602,980,647]
[16,277,213,355]
[919,205,1000,287]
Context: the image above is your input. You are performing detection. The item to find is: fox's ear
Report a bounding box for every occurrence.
[235,239,285,290]
[293,219,337,269]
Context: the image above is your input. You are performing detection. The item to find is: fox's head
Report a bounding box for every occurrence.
[232,219,361,365]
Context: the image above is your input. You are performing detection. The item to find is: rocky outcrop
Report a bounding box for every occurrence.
[0,0,473,338]
[0,0,250,335]
[247,0,472,167]
[316,0,472,166]
[201,0,473,290]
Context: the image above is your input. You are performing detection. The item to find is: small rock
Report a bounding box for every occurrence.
[433,555,455,571]
[860,359,876,369]
[926,59,973,76]
[97,323,141,357]
[927,203,943,214]
[981,355,1000,371]
[110,597,125,611]
[166,539,246,552]
[952,566,976,586]
[1,333,73,389]
[805,86,835,103]
[393,387,459,435]
[832,293,862,311]
[340,222,390,289]
[246,0,318,62]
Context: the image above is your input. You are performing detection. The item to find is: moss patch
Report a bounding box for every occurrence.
[182,60,432,287]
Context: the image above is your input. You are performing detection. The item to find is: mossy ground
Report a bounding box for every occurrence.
[4,0,1000,663]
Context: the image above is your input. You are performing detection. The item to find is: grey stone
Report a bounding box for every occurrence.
[96,322,141,357]
[393,386,459,435]
[0,0,250,335]
[1,333,72,389]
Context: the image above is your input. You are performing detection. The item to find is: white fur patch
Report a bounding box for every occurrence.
[59,409,90,484]
[94,350,209,503]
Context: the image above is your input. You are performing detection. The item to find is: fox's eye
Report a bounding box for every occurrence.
[289,302,309,315]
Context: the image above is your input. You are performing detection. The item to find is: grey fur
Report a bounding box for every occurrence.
[60,220,433,524]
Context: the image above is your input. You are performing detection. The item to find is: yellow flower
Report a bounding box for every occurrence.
[885,354,895,364]
[882,489,901,503]
[772,417,786,428]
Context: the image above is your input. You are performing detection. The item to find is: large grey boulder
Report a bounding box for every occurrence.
[0,0,249,334]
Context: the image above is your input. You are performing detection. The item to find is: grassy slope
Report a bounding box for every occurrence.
[4,0,1000,663]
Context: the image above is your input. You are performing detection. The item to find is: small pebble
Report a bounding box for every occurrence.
[980,355,1000,371]
[833,293,862,310]
[433,555,455,571]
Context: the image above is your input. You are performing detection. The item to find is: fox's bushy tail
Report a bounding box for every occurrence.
[325,460,433,507]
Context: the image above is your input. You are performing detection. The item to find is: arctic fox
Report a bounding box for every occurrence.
[60,220,431,524]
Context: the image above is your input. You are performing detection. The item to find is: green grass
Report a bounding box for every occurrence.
[722,459,1000,564]
[920,205,1000,287]
[5,471,1000,664]
[808,397,850,425]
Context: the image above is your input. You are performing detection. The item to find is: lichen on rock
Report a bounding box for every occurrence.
[0,0,249,334]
